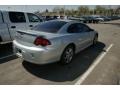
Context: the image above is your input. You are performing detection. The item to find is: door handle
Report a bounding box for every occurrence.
[11,26,16,28]
[29,25,33,27]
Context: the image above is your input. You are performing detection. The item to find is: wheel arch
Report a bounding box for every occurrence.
[65,43,76,53]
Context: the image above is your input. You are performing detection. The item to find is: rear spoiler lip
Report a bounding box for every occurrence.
[17,30,44,37]
[16,29,60,39]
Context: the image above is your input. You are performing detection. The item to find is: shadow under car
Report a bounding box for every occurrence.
[22,41,106,82]
[0,43,17,64]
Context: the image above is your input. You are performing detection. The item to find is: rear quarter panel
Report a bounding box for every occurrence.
[49,34,79,55]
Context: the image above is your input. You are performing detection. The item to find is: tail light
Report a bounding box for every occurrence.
[34,37,51,46]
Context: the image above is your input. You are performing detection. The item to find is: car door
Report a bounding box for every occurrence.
[27,13,43,29]
[67,23,86,51]
[67,23,93,52]
[77,23,94,48]
[8,12,28,40]
[0,11,12,43]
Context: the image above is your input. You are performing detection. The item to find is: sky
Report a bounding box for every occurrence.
[0,5,118,13]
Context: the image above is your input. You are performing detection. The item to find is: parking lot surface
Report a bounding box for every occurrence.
[0,20,120,85]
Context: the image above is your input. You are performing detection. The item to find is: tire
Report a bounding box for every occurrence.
[60,45,75,64]
[93,34,98,45]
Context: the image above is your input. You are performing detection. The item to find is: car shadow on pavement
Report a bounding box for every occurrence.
[22,42,105,82]
[0,43,17,64]
[0,55,17,64]
[0,43,13,57]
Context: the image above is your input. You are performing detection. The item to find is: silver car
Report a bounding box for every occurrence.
[13,20,98,64]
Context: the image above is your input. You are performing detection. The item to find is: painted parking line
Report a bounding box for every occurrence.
[0,54,15,60]
[75,44,114,85]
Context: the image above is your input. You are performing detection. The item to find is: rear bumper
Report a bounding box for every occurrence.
[13,40,61,64]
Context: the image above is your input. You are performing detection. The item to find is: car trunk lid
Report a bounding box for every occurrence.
[15,30,57,46]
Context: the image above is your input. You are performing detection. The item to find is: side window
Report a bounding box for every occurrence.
[0,12,3,23]
[27,13,42,22]
[9,12,26,23]
[67,24,79,33]
[77,24,90,33]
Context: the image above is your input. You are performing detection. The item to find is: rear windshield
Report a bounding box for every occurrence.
[31,21,67,33]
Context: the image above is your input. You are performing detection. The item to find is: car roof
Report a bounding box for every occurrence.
[48,19,71,22]
[0,10,30,13]
[46,19,82,24]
